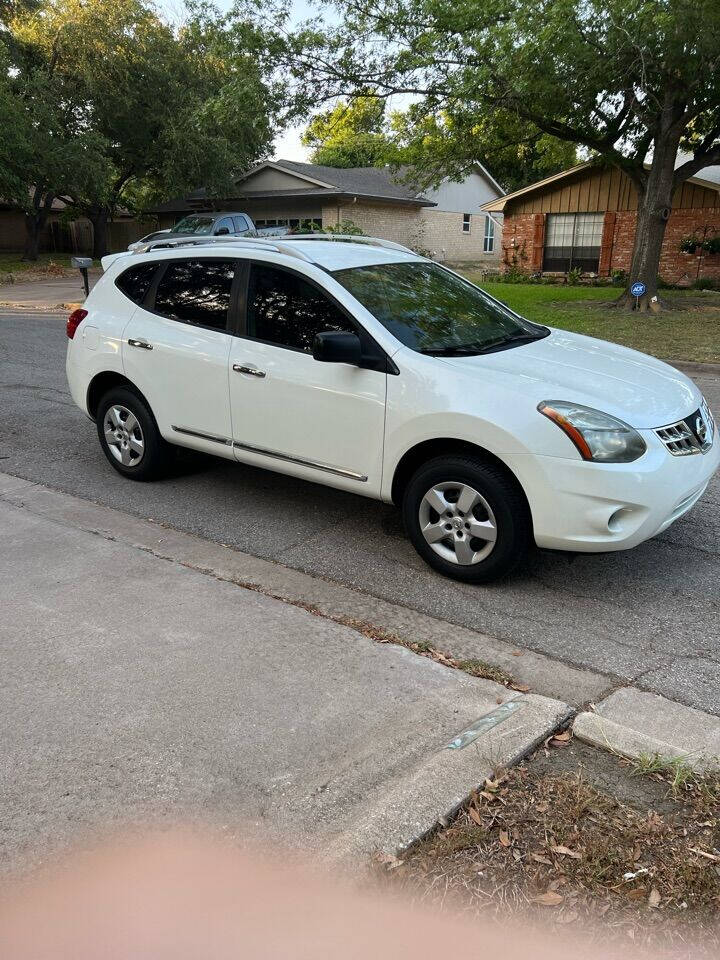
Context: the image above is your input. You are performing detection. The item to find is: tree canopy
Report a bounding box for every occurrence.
[301,96,392,168]
[387,108,577,193]
[289,0,720,305]
[3,0,287,257]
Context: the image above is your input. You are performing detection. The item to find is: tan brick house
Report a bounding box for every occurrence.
[152,159,504,265]
[481,160,720,284]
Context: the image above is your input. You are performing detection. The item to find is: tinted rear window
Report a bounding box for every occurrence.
[116,263,158,305]
[153,259,235,330]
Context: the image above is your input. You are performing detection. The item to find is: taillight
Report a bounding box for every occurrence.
[67,308,88,339]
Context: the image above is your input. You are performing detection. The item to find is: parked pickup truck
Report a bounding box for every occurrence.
[127,212,285,251]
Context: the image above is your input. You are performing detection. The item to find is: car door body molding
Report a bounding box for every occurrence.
[170,424,368,480]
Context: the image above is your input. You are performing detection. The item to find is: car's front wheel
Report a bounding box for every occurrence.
[96,385,174,481]
[402,455,531,583]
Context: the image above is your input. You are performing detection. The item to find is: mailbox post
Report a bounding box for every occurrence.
[71,256,93,297]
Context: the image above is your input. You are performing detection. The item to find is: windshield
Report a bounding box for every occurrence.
[332,260,548,354]
[170,215,215,236]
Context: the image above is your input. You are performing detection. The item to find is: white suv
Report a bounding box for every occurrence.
[66,235,719,582]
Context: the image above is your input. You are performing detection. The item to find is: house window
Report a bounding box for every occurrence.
[543,213,604,273]
[483,216,495,253]
[462,213,471,233]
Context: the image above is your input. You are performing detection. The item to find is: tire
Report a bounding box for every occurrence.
[96,385,174,481]
[402,455,531,583]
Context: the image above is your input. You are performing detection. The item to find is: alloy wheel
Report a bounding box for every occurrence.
[418,481,497,565]
[103,404,144,467]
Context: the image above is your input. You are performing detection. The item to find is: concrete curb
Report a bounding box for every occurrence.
[328,693,572,858]
[574,687,720,771]
[671,360,720,378]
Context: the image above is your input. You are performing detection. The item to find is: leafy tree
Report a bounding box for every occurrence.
[388,108,577,193]
[301,96,392,167]
[290,0,720,309]
[0,34,109,258]
[6,0,285,258]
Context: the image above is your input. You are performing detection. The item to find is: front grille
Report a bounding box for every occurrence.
[655,400,715,456]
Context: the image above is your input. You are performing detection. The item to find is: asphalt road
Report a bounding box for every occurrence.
[2,310,719,715]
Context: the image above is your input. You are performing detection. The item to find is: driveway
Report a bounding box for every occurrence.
[1,310,719,715]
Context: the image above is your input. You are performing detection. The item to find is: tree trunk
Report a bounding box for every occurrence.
[23,214,41,261]
[616,124,681,312]
[23,189,54,262]
[90,209,109,260]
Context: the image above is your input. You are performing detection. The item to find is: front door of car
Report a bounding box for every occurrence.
[122,257,237,453]
[228,261,387,495]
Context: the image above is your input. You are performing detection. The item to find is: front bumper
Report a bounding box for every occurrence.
[504,424,720,553]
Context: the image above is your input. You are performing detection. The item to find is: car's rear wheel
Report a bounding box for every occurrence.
[402,455,531,583]
[96,385,173,481]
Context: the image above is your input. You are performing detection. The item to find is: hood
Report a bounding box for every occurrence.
[440,329,700,428]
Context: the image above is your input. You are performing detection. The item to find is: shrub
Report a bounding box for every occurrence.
[610,268,627,286]
[694,276,718,290]
[496,267,529,284]
[567,266,583,285]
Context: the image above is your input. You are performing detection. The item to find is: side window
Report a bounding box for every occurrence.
[246,264,354,352]
[153,260,235,331]
[214,217,234,235]
[233,215,250,233]
[115,263,158,305]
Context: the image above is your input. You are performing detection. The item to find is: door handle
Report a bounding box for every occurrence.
[233,363,266,378]
[128,338,153,350]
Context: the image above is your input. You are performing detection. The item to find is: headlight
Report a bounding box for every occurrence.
[538,401,646,463]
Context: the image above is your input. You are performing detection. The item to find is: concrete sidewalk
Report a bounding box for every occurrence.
[0,271,98,310]
[0,476,569,875]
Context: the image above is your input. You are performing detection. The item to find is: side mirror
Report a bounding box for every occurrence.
[312,331,362,365]
[215,226,230,236]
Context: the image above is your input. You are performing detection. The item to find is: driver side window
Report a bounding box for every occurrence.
[214,217,234,235]
[246,264,354,352]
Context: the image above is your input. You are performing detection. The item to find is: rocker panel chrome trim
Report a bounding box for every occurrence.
[171,426,367,481]
[233,440,368,481]
[171,425,233,446]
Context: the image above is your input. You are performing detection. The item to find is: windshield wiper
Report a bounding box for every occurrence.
[471,328,550,354]
[419,345,484,356]
[420,328,549,357]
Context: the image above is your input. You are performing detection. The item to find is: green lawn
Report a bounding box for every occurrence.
[0,252,77,280]
[459,271,720,365]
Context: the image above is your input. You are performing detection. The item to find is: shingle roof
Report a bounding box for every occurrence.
[271,159,432,204]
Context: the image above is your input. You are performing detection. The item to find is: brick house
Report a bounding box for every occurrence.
[480,160,720,284]
[152,159,505,265]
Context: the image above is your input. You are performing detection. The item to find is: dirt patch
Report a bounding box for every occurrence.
[374,738,720,956]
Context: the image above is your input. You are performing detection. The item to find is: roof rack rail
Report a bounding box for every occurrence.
[136,234,315,263]
[135,232,418,263]
[285,234,416,255]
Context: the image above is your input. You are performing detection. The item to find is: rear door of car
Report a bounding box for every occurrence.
[121,256,239,453]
